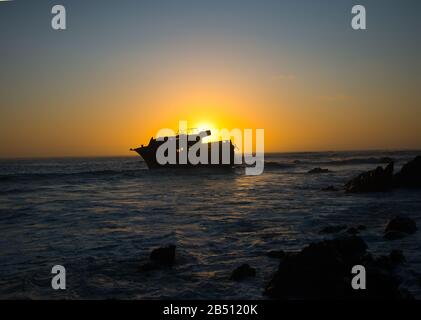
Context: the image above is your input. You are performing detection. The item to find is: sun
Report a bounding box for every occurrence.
[194,121,219,142]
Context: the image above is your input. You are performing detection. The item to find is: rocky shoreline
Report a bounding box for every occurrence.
[262,214,417,300]
[142,213,418,300]
[263,155,420,299]
[140,156,420,300]
[344,156,421,193]
[264,235,411,299]
[141,218,419,300]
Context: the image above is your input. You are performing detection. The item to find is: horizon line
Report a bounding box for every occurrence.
[1,148,421,161]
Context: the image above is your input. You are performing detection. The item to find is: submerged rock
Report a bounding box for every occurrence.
[345,162,394,193]
[320,225,348,234]
[150,245,176,266]
[140,245,176,271]
[384,216,417,240]
[346,227,359,235]
[380,157,395,163]
[230,264,256,281]
[389,250,406,265]
[394,156,421,188]
[320,225,366,235]
[264,236,410,299]
[321,185,339,192]
[139,261,158,272]
[308,167,329,174]
[267,250,286,259]
[372,250,406,271]
[384,231,408,240]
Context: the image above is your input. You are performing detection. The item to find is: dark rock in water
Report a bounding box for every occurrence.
[394,156,421,188]
[140,245,177,271]
[389,250,405,265]
[373,250,405,271]
[230,264,256,281]
[267,250,286,259]
[264,236,411,299]
[139,262,158,272]
[308,167,329,174]
[384,216,417,240]
[347,225,367,234]
[321,185,338,192]
[345,162,394,193]
[320,225,347,234]
[373,255,392,270]
[150,245,176,266]
[320,225,365,235]
[346,227,359,235]
[384,231,408,240]
[380,157,394,163]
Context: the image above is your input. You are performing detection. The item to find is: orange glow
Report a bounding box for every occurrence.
[1,41,421,158]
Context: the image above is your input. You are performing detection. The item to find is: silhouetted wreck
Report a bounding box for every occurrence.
[131,130,235,169]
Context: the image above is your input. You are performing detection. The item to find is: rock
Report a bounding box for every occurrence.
[308,167,329,174]
[399,289,415,300]
[394,156,421,188]
[264,236,411,299]
[323,236,368,258]
[389,250,405,265]
[373,255,392,270]
[372,250,405,271]
[140,245,177,271]
[345,162,394,193]
[384,216,417,240]
[150,245,176,266]
[380,157,394,163]
[320,225,347,234]
[321,185,338,191]
[346,227,359,235]
[267,250,286,259]
[384,231,408,240]
[230,264,256,281]
[139,262,158,272]
[320,225,365,235]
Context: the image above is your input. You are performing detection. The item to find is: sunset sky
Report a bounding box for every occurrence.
[1,0,420,158]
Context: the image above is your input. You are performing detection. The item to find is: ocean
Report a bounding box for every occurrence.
[1,150,420,299]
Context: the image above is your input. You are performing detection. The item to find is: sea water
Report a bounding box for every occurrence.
[1,150,420,299]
